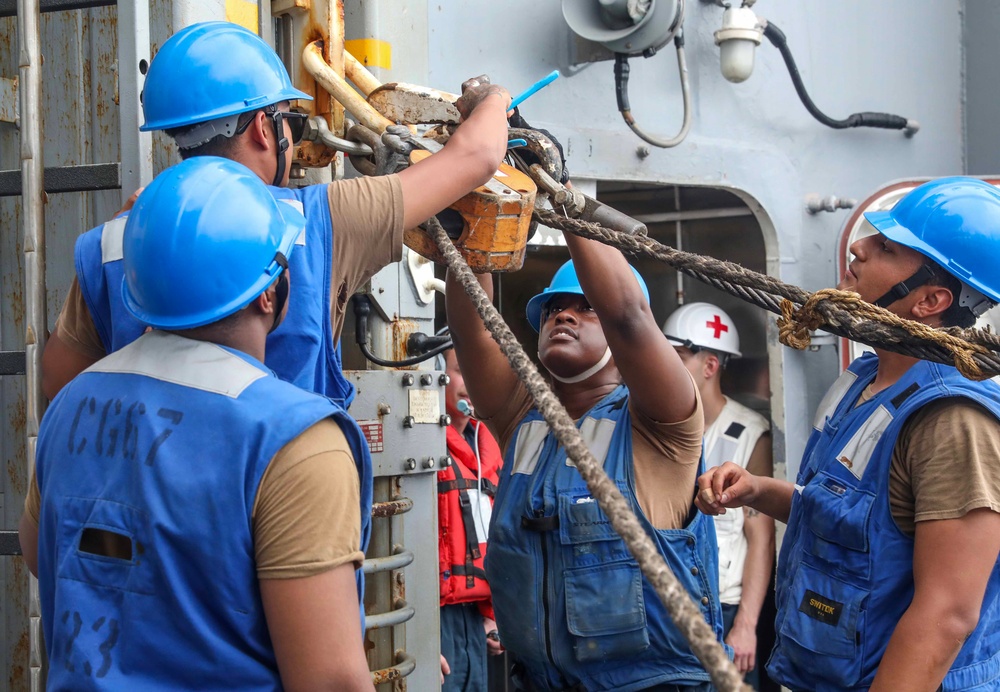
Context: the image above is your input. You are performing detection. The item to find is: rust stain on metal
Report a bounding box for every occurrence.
[7,392,27,493]
[391,318,418,366]
[7,237,25,332]
[285,0,345,168]
[9,628,28,689]
[371,498,413,518]
[9,557,29,689]
[392,571,406,603]
[371,664,403,685]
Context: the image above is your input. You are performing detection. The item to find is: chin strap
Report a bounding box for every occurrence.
[872,264,936,309]
[874,264,995,318]
[268,106,290,187]
[269,253,289,334]
[547,346,613,384]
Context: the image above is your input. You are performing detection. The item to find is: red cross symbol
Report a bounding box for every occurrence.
[706,315,729,339]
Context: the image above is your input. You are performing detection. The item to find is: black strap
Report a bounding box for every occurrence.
[438,476,497,497]
[890,381,921,409]
[458,491,481,561]
[521,515,559,532]
[457,490,481,588]
[873,264,936,309]
[449,563,488,581]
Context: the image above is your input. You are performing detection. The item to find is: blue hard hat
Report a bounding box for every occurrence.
[122,157,305,330]
[140,21,311,132]
[865,177,1000,303]
[525,259,650,332]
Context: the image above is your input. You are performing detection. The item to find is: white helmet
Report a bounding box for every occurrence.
[662,302,742,357]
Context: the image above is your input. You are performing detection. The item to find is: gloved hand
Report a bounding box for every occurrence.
[508,107,570,184]
[455,74,512,121]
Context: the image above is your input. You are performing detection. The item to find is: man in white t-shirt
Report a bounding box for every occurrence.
[664,302,773,689]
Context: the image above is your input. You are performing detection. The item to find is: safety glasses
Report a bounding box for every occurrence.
[277,110,309,145]
[234,106,309,145]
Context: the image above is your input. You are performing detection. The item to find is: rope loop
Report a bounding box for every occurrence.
[532,206,1000,380]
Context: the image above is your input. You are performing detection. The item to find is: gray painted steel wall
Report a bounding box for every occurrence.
[964,0,1000,175]
[415,0,965,482]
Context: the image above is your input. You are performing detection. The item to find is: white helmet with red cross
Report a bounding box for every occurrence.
[662,302,742,357]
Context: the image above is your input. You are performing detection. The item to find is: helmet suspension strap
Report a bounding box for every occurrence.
[873,264,936,309]
[268,105,289,187]
[269,252,289,334]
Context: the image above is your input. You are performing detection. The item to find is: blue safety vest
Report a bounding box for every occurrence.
[769,353,1000,691]
[34,332,373,691]
[74,183,355,407]
[486,385,725,691]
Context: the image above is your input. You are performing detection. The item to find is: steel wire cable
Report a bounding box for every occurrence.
[532,208,1000,381]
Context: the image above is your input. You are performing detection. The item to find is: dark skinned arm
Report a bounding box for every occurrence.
[445,271,520,422]
[563,232,696,424]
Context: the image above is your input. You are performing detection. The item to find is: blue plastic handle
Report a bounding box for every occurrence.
[507,138,528,148]
[509,70,560,110]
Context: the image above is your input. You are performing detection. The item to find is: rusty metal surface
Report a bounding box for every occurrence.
[304,40,393,136]
[1,4,122,690]
[370,497,413,518]
[273,0,344,168]
[370,650,416,685]
[0,0,113,17]
[366,82,460,126]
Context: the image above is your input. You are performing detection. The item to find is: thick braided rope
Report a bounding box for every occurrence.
[426,216,750,692]
[778,289,989,379]
[535,208,1000,380]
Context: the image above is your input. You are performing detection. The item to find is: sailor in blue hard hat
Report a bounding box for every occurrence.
[22,157,377,690]
[697,176,1000,691]
[447,228,727,689]
[43,20,514,413]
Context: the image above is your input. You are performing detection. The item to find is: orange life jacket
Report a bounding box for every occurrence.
[438,421,503,609]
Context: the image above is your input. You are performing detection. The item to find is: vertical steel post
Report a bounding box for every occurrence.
[117,0,152,198]
[16,0,46,689]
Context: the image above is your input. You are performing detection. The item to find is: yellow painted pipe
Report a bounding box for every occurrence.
[303,41,393,134]
[344,50,384,97]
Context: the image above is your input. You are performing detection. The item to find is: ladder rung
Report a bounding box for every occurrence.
[0,162,120,197]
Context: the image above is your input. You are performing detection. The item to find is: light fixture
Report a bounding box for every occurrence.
[714,5,763,83]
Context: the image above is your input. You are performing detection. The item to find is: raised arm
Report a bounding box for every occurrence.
[564,232,695,423]
[445,270,520,422]
[397,80,510,230]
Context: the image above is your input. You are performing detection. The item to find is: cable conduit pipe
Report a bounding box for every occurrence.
[762,21,918,135]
